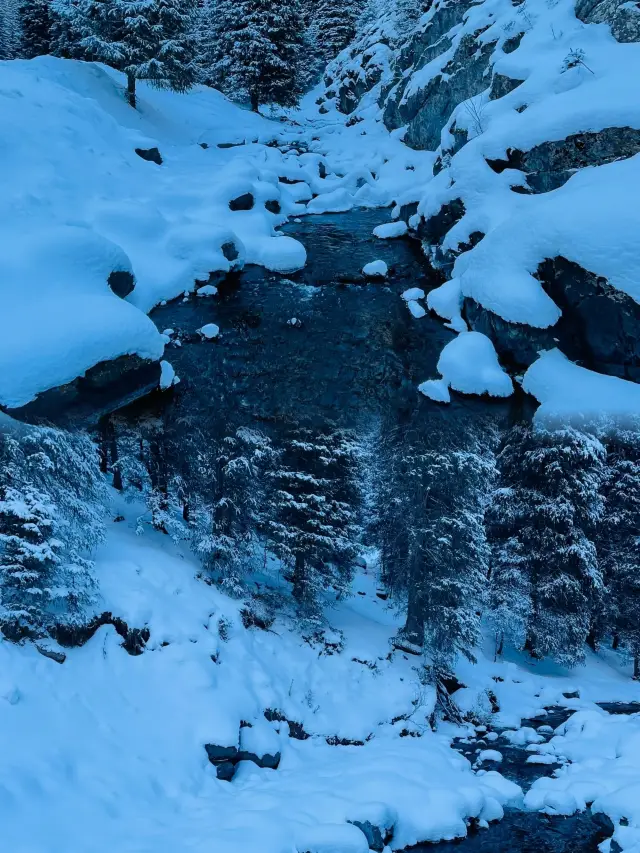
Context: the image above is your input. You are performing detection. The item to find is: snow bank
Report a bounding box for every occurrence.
[524,709,640,849]
[420,332,513,403]
[523,350,640,425]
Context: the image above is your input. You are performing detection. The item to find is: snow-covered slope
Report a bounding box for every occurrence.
[2,504,639,853]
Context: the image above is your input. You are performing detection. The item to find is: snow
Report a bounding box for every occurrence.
[523,349,640,425]
[477,750,503,764]
[407,300,427,319]
[159,360,179,390]
[0,507,529,853]
[402,287,425,301]
[363,260,388,277]
[198,323,220,340]
[373,221,408,239]
[197,285,218,297]
[420,332,513,403]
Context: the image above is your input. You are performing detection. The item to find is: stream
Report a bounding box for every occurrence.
[121,210,524,455]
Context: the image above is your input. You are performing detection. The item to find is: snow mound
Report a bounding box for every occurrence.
[407,300,426,319]
[363,260,388,277]
[421,333,514,402]
[0,225,164,408]
[523,349,640,425]
[198,323,220,340]
[373,221,407,239]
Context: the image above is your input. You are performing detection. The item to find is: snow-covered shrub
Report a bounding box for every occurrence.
[0,421,108,640]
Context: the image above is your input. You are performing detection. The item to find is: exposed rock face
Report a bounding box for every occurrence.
[402,35,497,151]
[135,146,163,165]
[576,0,640,42]
[464,257,640,380]
[486,127,640,193]
[46,611,151,654]
[3,354,162,427]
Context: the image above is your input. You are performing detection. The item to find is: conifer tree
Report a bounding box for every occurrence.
[201,0,305,110]
[55,0,197,107]
[313,0,362,65]
[599,426,640,678]
[266,426,362,620]
[0,426,107,640]
[0,0,21,57]
[487,425,605,666]
[192,427,274,596]
[19,0,51,56]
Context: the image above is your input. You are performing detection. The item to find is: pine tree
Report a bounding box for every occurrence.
[0,0,21,57]
[201,0,305,111]
[313,0,362,65]
[0,425,108,640]
[55,0,197,107]
[487,425,605,666]
[266,426,362,620]
[192,427,274,596]
[599,426,640,678]
[19,0,51,56]
[391,435,493,671]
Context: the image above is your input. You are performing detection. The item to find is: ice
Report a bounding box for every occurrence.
[363,260,388,277]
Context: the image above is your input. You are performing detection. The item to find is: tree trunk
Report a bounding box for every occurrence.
[402,579,425,648]
[250,89,259,112]
[127,74,136,109]
[634,652,640,681]
[586,627,598,652]
[495,631,504,661]
[612,632,620,650]
[292,553,307,605]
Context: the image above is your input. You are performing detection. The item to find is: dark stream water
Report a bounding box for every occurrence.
[124,210,523,451]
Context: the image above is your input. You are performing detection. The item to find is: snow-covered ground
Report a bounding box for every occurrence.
[1,504,639,853]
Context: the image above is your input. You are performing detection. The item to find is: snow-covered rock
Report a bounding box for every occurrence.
[373,221,407,239]
[198,323,220,340]
[362,260,388,277]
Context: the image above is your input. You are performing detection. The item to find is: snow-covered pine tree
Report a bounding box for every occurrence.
[395,437,494,671]
[0,425,108,640]
[487,425,605,666]
[191,427,274,596]
[201,0,305,110]
[19,0,52,56]
[265,426,362,620]
[598,425,640,678]
[0,0,21,57]
[55,0,197,107]
[313,0,362,65]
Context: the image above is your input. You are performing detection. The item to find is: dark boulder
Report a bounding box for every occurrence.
[464,257,640,380]
[135,147,163,165]
[204,744,239,763]
[107,270,135,299]
[229,193,254,211]
[3,355,162,427]
[265,199,281,214]
[221,241,240,263]
[348,820,389,852]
